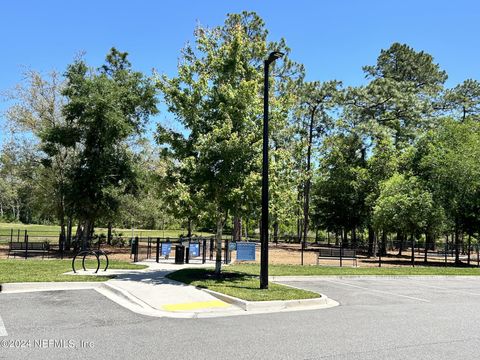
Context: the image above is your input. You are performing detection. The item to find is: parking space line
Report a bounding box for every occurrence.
[400,280,480,297]
[323,279,430,303]
[0,315,7,337]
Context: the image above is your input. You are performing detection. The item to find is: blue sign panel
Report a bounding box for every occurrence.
[190,243,200,257]
[228,242,237,251]
[161,243,171,256]
[236,242,256,261]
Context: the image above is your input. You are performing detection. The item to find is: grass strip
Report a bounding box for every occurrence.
[227,263,480,276]
[0,259,146,283]
[167,268,320,301]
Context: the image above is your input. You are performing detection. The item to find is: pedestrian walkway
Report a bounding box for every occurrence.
[63,260,244,316]
[2,260,336,318]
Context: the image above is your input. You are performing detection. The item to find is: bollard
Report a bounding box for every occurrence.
[133,236,139,262]
[224,239,229,264]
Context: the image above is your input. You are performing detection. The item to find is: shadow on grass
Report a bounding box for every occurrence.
[166,268,257,289]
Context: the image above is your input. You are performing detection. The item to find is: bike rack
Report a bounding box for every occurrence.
[95,249,109,272]
[72,250,109,274]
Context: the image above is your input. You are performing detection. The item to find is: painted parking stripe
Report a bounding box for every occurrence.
[0,315,7,337]
[401,279,480,297]
[323,279,430,303]
[162,300,230,312]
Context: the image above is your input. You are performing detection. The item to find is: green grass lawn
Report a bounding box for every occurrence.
[0,222,214,240]
[166,268,320,301]
[0,259,146,283]
[227,263,480,276]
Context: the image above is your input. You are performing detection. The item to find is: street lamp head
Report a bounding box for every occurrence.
[266,51,284,64]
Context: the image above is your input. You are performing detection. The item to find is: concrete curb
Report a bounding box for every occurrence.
[201,288,332,312]
[1,280,339,317]
[0,282,101,293]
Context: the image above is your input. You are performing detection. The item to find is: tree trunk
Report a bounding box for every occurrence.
[424,232,429,263]
[65,217,72,250]
[351,227,357,249]
[233,216,242,241]
[297,188,303,243]
[59,213,66,245]
[410,233,415,266]
[342,228,349,248]
[107,222,112,245]
[302,107,316,250]
[76,219,94,251]
[187,218,193,238]
[397,232,404,256]
[454,223,460,265]
[380,231,387,256]
[367,226,375,257]
[273,221,279,244]
[214,211,224,276]
[468,234,471,265]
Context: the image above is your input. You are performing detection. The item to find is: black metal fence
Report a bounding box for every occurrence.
[130,236,236,264]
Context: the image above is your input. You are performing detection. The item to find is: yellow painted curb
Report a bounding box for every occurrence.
[163,300,230,311]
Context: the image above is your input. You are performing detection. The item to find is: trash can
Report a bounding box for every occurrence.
[175,245,185,264]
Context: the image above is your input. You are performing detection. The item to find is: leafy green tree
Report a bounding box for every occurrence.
[364,137,398,254]
[373,173,435,251]
[312,133,368,248]
[345,42,447,149]
[412,118,480,263]
[3,70,76,239]
[44,48,158,247]
[443,79,480,121]
[298,80,341,243]
[158,12,301,274]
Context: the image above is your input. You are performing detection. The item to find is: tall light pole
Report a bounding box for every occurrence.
[260,51,284,290]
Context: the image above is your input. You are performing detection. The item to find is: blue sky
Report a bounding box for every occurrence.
[1,0,479,144]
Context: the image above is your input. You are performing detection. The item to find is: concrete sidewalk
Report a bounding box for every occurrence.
[2,260,337,318]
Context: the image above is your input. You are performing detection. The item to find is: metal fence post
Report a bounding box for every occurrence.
[202,238,207,264]
[445,240,447,265]
[24,231,28,259]
[224,239,229,264]
[156,238,160,263]
[411,237,415,267]
[210,237,214,261]
[340,246,343,267]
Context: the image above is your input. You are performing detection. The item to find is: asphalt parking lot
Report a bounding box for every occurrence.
[2,277,480,359]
